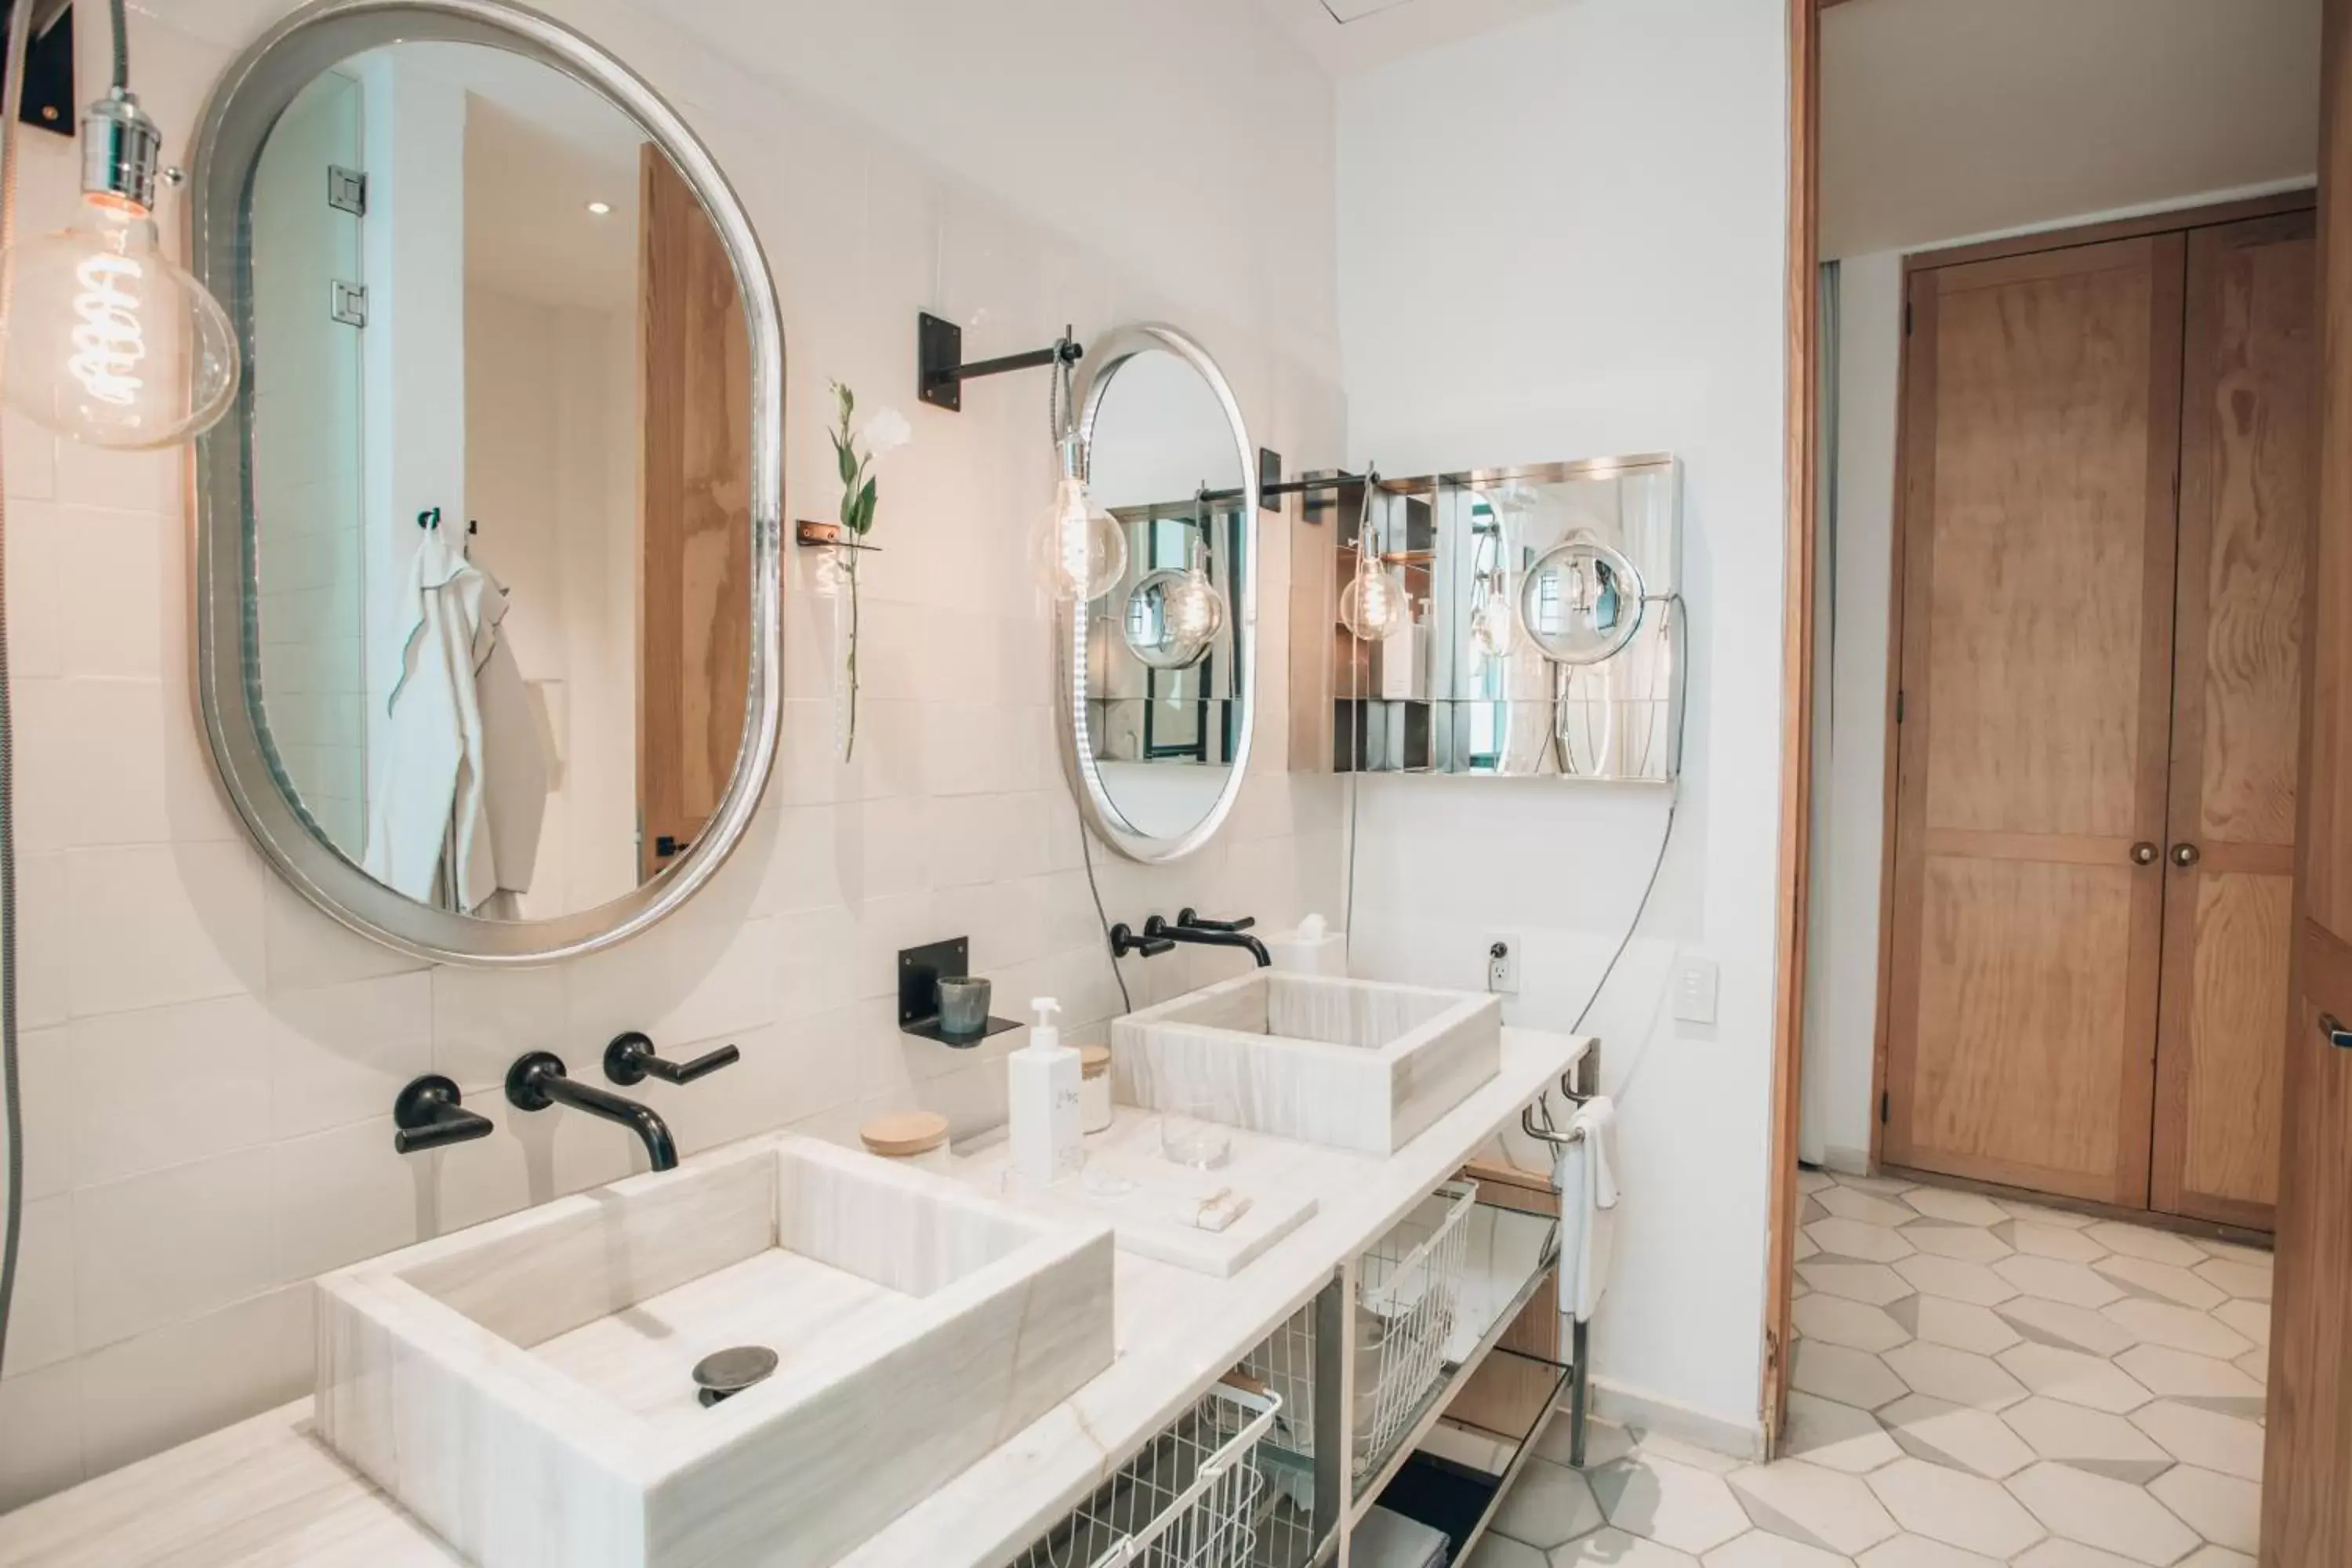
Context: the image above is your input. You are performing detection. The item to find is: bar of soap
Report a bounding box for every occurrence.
[1190,1189,1253,1232]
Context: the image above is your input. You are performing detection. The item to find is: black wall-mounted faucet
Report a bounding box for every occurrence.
[506,1051,680,1172]
[391,1075,494,1155]
[1146,910,1272,968]
[1109,922,1176,960]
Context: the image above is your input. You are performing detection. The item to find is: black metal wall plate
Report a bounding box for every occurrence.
[1259,448,1283,513]
[2,1,74,137]
[916,311,964,412]
[897,935,1018,1047]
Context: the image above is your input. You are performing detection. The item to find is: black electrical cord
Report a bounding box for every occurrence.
[0,0,36,1382]
[1077,805,1131,1014]
[109,0,127,92]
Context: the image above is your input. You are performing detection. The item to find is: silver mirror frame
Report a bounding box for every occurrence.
[1058,323,1258,864]
[186,0,785,965]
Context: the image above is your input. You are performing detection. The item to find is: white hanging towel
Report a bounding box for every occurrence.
[364,528,528,914]
[1554,1094,1620,1323]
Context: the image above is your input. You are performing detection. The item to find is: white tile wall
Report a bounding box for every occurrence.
[0,0,1348,1508]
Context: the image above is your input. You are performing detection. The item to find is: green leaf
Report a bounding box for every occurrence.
[836,441,861,489]
[853,477,878,535]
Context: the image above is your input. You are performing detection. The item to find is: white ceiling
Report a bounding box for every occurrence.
[1257,0,1581,74]
[1823,0,2320,260]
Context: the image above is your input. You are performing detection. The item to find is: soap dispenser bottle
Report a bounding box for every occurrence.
[1009,997,1083,1185]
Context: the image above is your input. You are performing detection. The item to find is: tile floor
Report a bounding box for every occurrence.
[1468,1168,2270,1567]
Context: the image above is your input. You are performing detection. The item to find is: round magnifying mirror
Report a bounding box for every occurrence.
[1520,536,1646,666]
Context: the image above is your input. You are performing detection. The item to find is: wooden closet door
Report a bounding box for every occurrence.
[2151,211,2318,1231]
[1884,236,2185,1207]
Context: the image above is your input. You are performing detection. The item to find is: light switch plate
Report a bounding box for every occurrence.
[1673,953,1719,1024]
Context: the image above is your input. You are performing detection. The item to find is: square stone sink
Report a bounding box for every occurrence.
[314,1134,1114,1568]
[1112,971,1502,1155]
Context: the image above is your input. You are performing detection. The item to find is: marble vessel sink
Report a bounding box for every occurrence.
[1112,971,1502,1155]
[314,1134,1114,1568]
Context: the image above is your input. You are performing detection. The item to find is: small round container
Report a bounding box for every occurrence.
[937,976,992,1038]
[858,1110,951,1172]
[1080,1044,1113,1134]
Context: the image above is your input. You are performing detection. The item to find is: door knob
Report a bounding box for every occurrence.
[2130,842,2159,866]
[2170,842,2201,868]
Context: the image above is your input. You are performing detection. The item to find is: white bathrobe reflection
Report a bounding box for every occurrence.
[363,524,550,914]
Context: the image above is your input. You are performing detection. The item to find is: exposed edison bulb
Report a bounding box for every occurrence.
[1468,581,1515,659]
[1030,474,1127,601]
[1339,554,1410,640]
[1,91,237,450]
[1162,563,1225,644]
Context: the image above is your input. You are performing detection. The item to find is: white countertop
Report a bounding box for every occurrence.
[0,1029,1586,1568]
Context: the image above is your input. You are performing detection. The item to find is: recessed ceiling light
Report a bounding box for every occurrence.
[585,200,612,216]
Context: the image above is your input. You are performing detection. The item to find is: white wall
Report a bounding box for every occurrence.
[0,0,1346,1504]
[1337,0,1790,1441]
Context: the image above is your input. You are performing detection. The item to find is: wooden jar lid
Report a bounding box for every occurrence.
[1080,1044,1112,1080]
[859,1111,949,1157]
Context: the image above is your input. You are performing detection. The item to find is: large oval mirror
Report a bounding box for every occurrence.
[1061,325,1256,862]
[190,2,781,964]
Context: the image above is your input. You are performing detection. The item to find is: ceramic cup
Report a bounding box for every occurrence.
[938,975,992,1037]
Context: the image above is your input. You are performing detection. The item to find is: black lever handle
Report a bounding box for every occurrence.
[604,1031,741,1087]
[393,1074,494,1155]
[2324,1014,2352,1051]
[1176,908,1256,933]
[1109,922,1176,959]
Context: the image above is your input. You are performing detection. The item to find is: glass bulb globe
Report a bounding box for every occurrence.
[1339,557,1410,640]
[1162,564,1226,644]
[2,191,238,450]
[1468,582,1515,659]
[1031,474,1127,601]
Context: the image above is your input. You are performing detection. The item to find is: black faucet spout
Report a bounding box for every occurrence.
[506,1051,680,1171]
[1144,913,1272,969]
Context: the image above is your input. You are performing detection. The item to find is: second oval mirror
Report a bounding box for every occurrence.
[1062,325,1257,862]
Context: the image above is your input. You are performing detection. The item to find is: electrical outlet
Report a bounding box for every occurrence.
[1673,953,1719,1025]
[1485,935,1519,995]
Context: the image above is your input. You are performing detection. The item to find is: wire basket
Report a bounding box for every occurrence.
[1236,1180,1478,1482]
[1011,1381,1281,1568]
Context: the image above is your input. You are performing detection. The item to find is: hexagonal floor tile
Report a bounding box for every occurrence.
[1838,1173,1920,1198]
[2015,1541,2156,1568]
[2193,1258,2270,1302]
[2233,1347,2268,1386]
[2085,1222,2206,1268]
[1865,1457,2045,1559]
[2111,1344,2263,1403]
[1783,1392,1904,1475]
[1998,1221,2110,1265]
[1893,1255,2016,1308]
[2148,1466,2259,1555]
[1588,1454,1755,1555]
[2093,1254,2227,1311]
[1800,1261,1917,1308]
[1995,1255,2125,1309]
[1859,1537,2004,1567]
[1878,1393,2037,1479]
[1995,1199,2096,1230]
[1819,1185,1922,1228]
[1537,1414,1635,1471]
[1882,1343,2026,1411]
[1996,1296,2140,1358]
[1461,1532,1546,1568]
[1997,1396,2172,1483]
[2176,1546,2256,1568]
[2008,1461,2198,1566]
[2212,1299,2270,1352]
[2101,1299,2253,1360]
[1702,1532,1850,1567]
[1810,1218,1917,1265]
[1791,1341,1909,1413]
[1889,1295,2019,1358]
[1799,1167,1835,1193]
[1552,1526,1701,1566]
[1901,1188,2009,1227]
[1795,1294,1911,1354]
[1726,1458,1899,1556]
[1994,1343,2154,1414]
[1491,1457,1604,1548]
[1901,1222,2013,1265]
[2129,1400,2264,1481]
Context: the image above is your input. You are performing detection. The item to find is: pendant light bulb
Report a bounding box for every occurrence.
[1032,430,1127,601]
[0,90,238,450]
[1161,561,1225,645]
[1469,580,1515,659]
[1340,553,1410,641]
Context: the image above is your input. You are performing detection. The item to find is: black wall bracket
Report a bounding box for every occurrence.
[916,312,1083,412]
[1,0,74,137]
[898,935,1018,1047]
